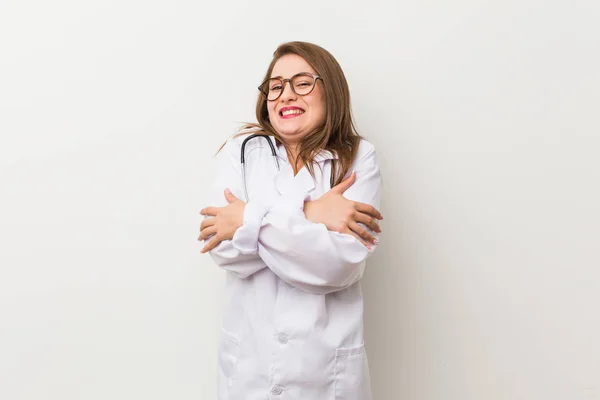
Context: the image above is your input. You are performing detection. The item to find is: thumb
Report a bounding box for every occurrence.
[331,171,356,194]
[224,188,239,203]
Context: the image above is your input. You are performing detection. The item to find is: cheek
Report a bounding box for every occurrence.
[311,92,326,119]
[267,106,277,122]
[312,99,326,122]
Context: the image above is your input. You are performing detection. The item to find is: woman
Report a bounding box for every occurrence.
[199,41,383,400]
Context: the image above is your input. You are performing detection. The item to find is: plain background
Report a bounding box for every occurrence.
[1,0,599,399]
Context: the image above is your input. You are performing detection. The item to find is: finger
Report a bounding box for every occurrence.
[331,171,356,194]
[200,207,219,217]
[353,211,381,233]
[354,202,383,220]
[198,226,217,241]
[349,221,377,245]
[200,218,215,231]
[345,228,372,250]
[224,188,239,204]
[201,235,222,253]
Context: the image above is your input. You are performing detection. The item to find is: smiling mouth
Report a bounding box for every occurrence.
[280,109,305,117]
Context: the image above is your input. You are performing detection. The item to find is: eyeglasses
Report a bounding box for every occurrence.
[258,72,322,101]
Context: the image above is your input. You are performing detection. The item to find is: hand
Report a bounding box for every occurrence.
[199,189,246,253]
[303,171,383,248]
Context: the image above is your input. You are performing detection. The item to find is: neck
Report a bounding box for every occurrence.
[285,145,304,175]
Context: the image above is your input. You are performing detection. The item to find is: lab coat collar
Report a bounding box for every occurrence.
[274,163,316,196]
[272,138,339,163]
[272,140,338,196]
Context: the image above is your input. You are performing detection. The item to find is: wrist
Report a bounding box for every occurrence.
[303,200,320,224]
[235,203,246,230]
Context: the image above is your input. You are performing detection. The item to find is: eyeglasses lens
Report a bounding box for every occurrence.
[264,74,316,101]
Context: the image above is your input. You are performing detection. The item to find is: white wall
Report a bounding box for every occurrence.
[1,0,598,399]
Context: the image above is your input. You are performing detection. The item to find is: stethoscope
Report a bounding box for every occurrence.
[240,134,335,202]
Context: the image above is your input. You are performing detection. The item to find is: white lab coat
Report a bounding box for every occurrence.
[204,133,382,400]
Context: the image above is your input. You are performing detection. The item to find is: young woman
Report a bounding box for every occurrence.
[199,41,383,400]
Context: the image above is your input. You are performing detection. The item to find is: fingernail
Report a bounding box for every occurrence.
[224,188,231,194]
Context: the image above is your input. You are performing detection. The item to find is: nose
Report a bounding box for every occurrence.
[279,80,297,102]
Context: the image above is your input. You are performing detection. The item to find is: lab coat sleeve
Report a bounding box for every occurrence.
[202,137,270,279]
[256,144,382,295]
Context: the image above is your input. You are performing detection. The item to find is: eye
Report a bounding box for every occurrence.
[270,85,282,91]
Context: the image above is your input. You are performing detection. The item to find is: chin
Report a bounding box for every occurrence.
[274,124,304,136]
[279,130,307,141]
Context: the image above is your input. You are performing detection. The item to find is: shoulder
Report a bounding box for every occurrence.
[221,132,276,155]
[356,138,376,158]
[217,133,261,158]
[220,133,248,152]
[352,138,379,168]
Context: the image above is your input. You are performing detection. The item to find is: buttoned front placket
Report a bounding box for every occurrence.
[264,142,338,399]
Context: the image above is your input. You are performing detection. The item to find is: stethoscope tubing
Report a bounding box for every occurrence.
[241,134,280,202]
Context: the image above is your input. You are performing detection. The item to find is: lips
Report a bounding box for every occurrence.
[279,106,305,118]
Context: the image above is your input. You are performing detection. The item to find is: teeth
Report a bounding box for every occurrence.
[281,109,304,116]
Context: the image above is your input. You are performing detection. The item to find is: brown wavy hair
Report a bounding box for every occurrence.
[240,41,362,186]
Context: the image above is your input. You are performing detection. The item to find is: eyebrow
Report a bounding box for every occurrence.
[269,72,313,79]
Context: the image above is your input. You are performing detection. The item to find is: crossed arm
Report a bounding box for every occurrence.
[198,138,383,295]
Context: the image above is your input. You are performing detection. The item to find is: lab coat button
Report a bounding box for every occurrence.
[285,282,294,288]
[277,333,289,344]
[270,385,283,395]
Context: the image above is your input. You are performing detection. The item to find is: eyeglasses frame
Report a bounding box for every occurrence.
[258,72,323,101]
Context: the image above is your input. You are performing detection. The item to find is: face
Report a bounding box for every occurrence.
[266,54,326,147]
